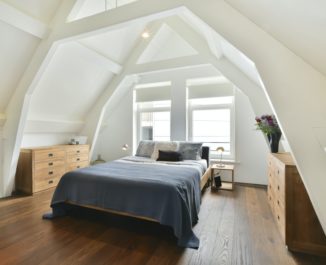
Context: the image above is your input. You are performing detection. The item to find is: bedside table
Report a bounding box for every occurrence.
[211,164,235,191]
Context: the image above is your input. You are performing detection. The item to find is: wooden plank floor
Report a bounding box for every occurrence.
[0,185,325,265]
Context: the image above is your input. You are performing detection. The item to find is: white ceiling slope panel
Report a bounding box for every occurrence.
[71,0,138,21]
[225,0,326,76]
[28,41,114,122]
[79,22,145,64]
[137,23,198,64]
[3,0,62,24]
[0,20,39,113]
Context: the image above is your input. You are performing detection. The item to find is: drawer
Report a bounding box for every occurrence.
[34,176,61,192]
[34,166,65,180]
[67,146,89,156]
[34,159,65,171]
[34,149,65,161]
[274,175,285,203]
[66,161,89,172]
[66,154,89,164]
[274,191,285,210]
[274,203,286,241]
[267,188,275,213]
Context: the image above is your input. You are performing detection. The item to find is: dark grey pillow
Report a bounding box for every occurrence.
[177,142,203,160]
[157,150,183,162]
[135,140,155,157]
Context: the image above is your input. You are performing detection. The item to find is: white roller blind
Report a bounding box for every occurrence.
[135,86,171,102]
[188,83,234,99]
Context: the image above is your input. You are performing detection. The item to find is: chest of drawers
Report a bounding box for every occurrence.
[15,145,89,194]
[267,153,326,256]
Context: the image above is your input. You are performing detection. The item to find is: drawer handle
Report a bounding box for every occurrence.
[277,170,280,174]
[277,185,280,191]
[49,171,53,175]
[48,153,53,157]
[48,162,53,166]
[277,200,280,205]
[77,166,80,169]
[277,215,280,221]
[77,150,80,153]
[77,158,80,161]
[48,180,53,184]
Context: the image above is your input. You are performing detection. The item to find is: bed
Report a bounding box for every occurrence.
[43,142,210,249]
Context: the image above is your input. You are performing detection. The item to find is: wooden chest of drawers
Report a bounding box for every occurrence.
[15,145,89,194]
[267,153,326,256]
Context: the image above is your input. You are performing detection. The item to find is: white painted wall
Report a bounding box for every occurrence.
[93,89,133,162]
[95,72,270,184]
[0,20,39,112]
[233,88,269,185]
[21,133,76,148]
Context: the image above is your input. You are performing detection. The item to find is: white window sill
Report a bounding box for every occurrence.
[209,159,240,165]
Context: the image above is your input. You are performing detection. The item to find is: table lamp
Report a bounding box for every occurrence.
[122,144,129,151]
[216,146,225,167]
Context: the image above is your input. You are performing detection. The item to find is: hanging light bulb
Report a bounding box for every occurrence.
[141,31,150,39]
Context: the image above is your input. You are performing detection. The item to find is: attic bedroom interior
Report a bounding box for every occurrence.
[0,0,326,264]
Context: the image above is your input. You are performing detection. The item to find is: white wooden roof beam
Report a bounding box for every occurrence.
[54,0,184,42]
[127,55,208,75]
[0,1,49,39]
[165,16,271,115]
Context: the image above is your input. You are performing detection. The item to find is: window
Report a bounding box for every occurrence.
[188,96,235,159]
[136,101,171,141]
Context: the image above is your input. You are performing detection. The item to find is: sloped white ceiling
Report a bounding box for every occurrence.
[225,0,326,76]
[3,0,62,24]
[0,20,39,113]
[79,22,145,64]
[28,41,114,122]
[137,23,198,64]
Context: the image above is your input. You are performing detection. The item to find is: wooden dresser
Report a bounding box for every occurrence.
[267,153,326,256]
[15,145,89,194]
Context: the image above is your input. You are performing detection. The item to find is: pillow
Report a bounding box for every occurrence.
[151,141,178,160]
[135,140,155,157]
[157,150,183,162]
[177,142,203,160]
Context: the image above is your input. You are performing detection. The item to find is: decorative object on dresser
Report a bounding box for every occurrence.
[267,153,326,256]
[255,114,282,153]
[15,145,89,194]
[210,164,235,191]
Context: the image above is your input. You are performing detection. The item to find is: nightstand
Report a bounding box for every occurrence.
[210,164,235,191]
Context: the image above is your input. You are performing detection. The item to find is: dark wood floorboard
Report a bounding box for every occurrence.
[0,185,325,265]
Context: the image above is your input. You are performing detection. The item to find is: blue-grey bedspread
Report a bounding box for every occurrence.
[43,157,203,248]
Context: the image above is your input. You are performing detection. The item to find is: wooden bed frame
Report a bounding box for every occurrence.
[65,146,211,223]
[66,167,211,223]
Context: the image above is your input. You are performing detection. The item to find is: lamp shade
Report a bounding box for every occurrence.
[216,146,225,153]
[122,144,129,151]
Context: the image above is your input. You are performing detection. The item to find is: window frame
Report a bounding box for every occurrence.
[188,100,235,160]
[136,103,171,143]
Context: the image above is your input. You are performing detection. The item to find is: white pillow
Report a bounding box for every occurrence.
[151,141,178,160]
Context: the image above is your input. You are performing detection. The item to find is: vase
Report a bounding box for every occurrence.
[267,132,282,153]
